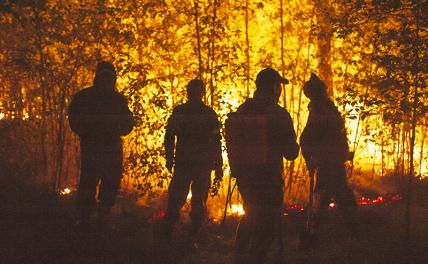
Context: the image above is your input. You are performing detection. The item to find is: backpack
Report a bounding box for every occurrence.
[225,112,269,178]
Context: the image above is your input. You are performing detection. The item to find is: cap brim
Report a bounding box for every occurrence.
[280,77,289,84]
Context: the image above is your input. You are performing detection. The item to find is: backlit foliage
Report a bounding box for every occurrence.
[0,0,426,200]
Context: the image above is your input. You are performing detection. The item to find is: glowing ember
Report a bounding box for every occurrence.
[60,187,72,196]
[230,204,245,216]
[153,211,167,219]
[391,194,402,202]
[290,204,305,212]
[372,196,385,204]
[329,202,336,208]
[356,194,403,206]
[357,196,373,205]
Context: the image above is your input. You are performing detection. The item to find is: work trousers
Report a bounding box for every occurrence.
[315,162,357,230]
[235,174,283,264]
[165,163,211,231]
[76,142,123,221]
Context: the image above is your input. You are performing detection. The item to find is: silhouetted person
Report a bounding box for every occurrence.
[163,79,223,239]
[228,68,299,264]
[300,73,357,235]
[68,61,134,231]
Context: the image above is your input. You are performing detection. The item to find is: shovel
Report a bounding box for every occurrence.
[299,169,318,250]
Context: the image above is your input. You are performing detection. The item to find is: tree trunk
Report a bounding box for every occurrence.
[194,2,203,80]
[245,0,250,98]
[280,0,286,107]
[315,0,333,97]
[406,3,422,242]
[209,0,219,108]
[371,143,377,181]
[381,129,385,177]
[419,119,427,175]
[34,3,49,184]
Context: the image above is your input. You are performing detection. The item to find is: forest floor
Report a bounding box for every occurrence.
[1,177,428,264]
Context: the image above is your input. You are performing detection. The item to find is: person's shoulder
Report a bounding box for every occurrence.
[113,90,125,97]
[236,99,254,113]
[112,91,128,103]
[324,100,341,117]
[171,103,187,115]
[328,100,340,112]
[71,87,94,102]
[74,87,93,96]
[271,104,287,113]
[201,104,218,116]
[270,104,291,117]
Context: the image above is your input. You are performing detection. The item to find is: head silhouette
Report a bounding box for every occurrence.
[187,79,205,102]
[94,61,117,92]
[254,67,288,103]
[303,73,328,101]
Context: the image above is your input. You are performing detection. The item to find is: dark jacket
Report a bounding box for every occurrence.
[68,87,134,145]
[233,98,299,179]
[300,99,350,167]
[164,100,222,169]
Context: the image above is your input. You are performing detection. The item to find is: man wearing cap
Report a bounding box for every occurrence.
[163,79,223,239]
[300,73,357,235]
[68,61,134,230]
[231,68,299,263]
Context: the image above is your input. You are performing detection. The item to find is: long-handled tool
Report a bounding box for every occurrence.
[299,169,318,250]
[221,176,237,227]
[221,175,233,226]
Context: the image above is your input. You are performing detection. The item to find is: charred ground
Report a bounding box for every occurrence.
[2,174,427,264]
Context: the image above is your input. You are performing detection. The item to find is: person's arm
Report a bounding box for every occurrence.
[211,115,223,180]
[300,112,322,170]
[68,92,86,137]
[337,113,353,161]
[281,111,299,161]
[164,110,177,172]
[118,95,135,136]
[300,127,315,170]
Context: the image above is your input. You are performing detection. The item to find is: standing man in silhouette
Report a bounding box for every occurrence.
[300,73,357,235]
[68,61,134,231]
[163,79,223,239]
[228,68,299,263]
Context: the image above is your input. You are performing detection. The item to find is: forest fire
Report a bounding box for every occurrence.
[282,194,403,217]
[0,0,425,202]
[354,194,403,206]
[59,187,72,196]
[285,203,305,215]
[1,1,426,263]
[153,211,167,220]
[357,196,373,206]
[372,196,385,204]
[230,203,245,216]
[187,191,192,201]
